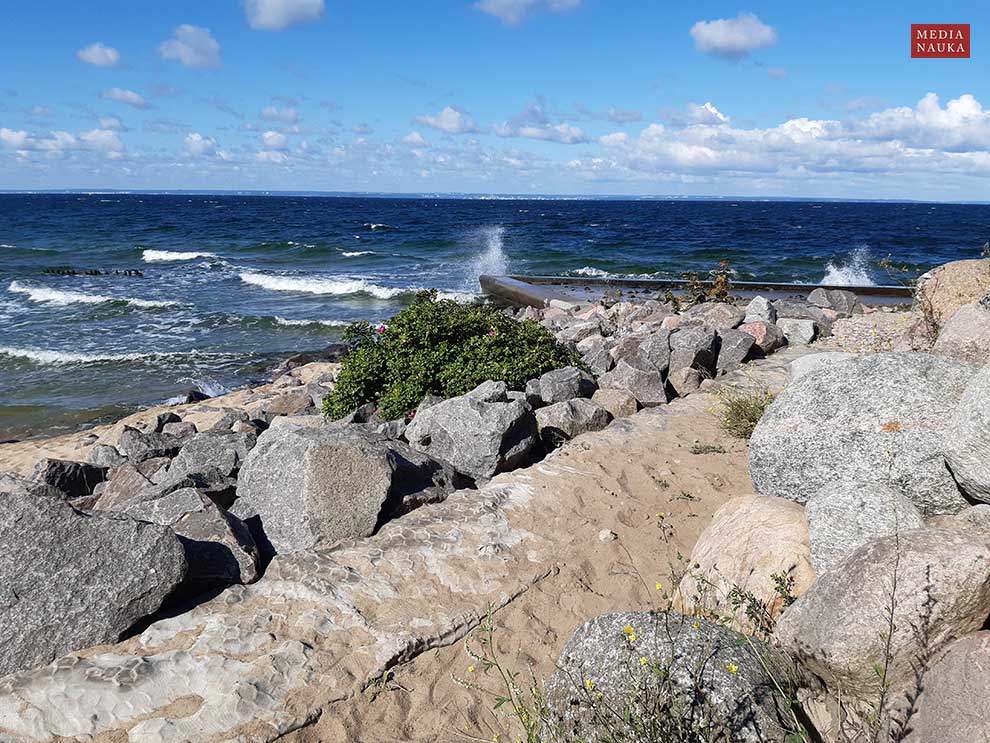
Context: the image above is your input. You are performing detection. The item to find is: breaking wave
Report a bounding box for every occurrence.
[573,266,611,277]
[142,249,219,262]
[238,271,408,299]
[342,251,375,257]
[0,346,219,365]
[465,226,508,289]
[274,316,349,327]
[821,246,877,286]
[8,281,178,308]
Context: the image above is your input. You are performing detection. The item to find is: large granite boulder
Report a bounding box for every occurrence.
[591,388,638,418]
[597,358,667,407]
[776,318,816,346]
[804,481,925,573]
[124,488,260,587]
[772,300,834,336]
[405,381,538,480]
[535,398,612,449]
[680,302,744,331]
[943,360,990,503]
[668,326,718,376]
[677,495,816,634]
[30,458,106,499]
[738,321,786,355]
[744,296,777,325]
[775,528,990,697]
[715,329,756,375]
[932,303,990,364]
[808,288,859,318]
[749,353,975,515]
[789,351,854,382]
[0,493,187,678]
[116,426,183,463]
[163,430,256,482]
[525,366,597,407]
[914,258,990,328]
[900,632,990,743]
[545,612,792,743]
[237,424,450,553]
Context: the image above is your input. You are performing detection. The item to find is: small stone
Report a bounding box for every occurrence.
[597,529,617,542]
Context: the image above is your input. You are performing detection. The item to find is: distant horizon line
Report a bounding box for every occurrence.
[1,189,988,206]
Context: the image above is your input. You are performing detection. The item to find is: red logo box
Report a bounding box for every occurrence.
[912,24,970,58]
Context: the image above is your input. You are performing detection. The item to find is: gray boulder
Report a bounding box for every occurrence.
[525,366,597,407]
[789,352,854,382]
[591,388,638,418]
[237,425,450,553]
[161,420,197,439]
[805,481,925,573]
[668,326,718,376]
[776,528,990,697]
[124,488,259,587]
[943,361,990,503]
[667,366,703,397]
[715,329,756,375]
[141,411,181,433]
[738,321,786,355]
[777,318,817,346]
[545,612,792,743]
[116,426,183,463]
[31,458,107,499]
[808,288,859,317]
[87,443,127,469]
[582,346,614,375]
[165,430,256,481]
[771,300,834,336]
[557,320,601,344]
[680,302,745,331]
[749,353,975,515]
[405,381,537,480]
[93,462,163,511]
[535,399,612,449]
[208,408,251,431]
[598,358,667,407]
[0,493,187,678]
[932,303,990,364]
[744,296,777,325]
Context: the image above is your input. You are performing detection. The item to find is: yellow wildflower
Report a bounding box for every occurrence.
[726,662,739,674]
[655,581,663,591]
[622,625,637,643]
[467,665,475,673]
[584,678,595,691]
[639,656,648,666]
[692,621,700,629]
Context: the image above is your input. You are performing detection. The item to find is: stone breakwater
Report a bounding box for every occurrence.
[1,259,989,742]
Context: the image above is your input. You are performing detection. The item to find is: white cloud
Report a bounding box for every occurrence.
[158,25,221,69]
[244,0,325,30]
[476,0,581,25]
[607,107,642,124]
[99,116,123,130]
[100,88,147,109]
[402,131,429,147]
[184,132,217,156]
[496,121,588,143]
[261,130,288,149]
[79,129,124,152]
[0,127,122,156]
[690,12,777,60]
[685,102,730,126]
[416,106,479,134]
[261,105,299,123]
[256,150,289,163]
[76,42,120,68]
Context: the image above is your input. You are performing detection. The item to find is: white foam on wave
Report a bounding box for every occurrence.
[143,249,218,262]
[364,223,390,230]
[274,316,349,327]
[821,246,876,287]
[176,377,232,398]
[7,281,177,308]
[573,266,611,277]
[465,226,508,289]
[0,347,219,365]
[436,291,479,303]
[239,272,407,299]
[342,251,375,257]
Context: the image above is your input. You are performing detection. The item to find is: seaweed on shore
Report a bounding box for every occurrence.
[42,266,144,277]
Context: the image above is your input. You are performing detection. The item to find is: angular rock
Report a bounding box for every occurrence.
[678,496,815,634]
[598,358,667,407]
[591,388,638,418]
[808,288,859,318]
[161,420,197,439]
[557,320,601,344]
[681,302,744,331]
[914,258,990,328]
[749,353,974,515]
[208,408,250,431]
[93,462,162,511]
[165,430,256,482]
[771,300,834,336]
[87,443,127,469]
[744,295,777,324]
[777,318,817,346]
[738,321,786,355]
[667,366,703,397]
[124,488,260,587]
[545,612,792,743]
[582,346,614,375]
[668,326,718,376]
[575,333,605,356]
[932,303,990,364]
[526,366,597,406]
[0,493,187,678]
[776,528,990,697]
[258,392,315,417]
[30,458,106,499]
[405,381,537,480]
[805,481,925,573]
[116,426,183,463]
[535,398,612,449]
[141,411,181,434]
[715,328,756,375]
[943,361,990,503]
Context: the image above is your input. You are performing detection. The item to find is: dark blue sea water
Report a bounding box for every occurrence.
[1,193,988,438]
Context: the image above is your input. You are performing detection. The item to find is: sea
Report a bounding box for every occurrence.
[1,193,988,440]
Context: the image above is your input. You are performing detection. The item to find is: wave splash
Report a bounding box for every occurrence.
[239,271,407,299]
[821,246,877,287]
[274,316,349,327]
[0,346,218,365]
[7,281,177,308]
[143,249,218,262]
[465,225,508,289]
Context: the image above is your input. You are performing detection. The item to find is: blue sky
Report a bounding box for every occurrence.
[0,0,987,199]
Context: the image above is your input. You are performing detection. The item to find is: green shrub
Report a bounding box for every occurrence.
[323,291,581,421]
[717,386,776,439]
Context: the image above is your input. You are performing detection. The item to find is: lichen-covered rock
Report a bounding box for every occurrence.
[535,399,612,449]
[0,493,187,678]
[914,258,990,328]
[677,495,815,634]
[775,528,990,697]
[805,481,925,573]
[546,612,792,743]
[943,360,990,503]
[405,381,537,480]
[749,353,974,515]
[525,366,597,407]
[932,303,990,364]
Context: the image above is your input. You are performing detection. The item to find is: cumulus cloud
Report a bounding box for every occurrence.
[476,0,581,25]
[685,102,730,126]
[101,88,147,109]
[76,42,120,68]
[0,127,122,156]
[244,0,325,30]
[690,12,777,60]
[99,116,123,130]
[496,121,587,143]
[402,131,429,147]
[261,105,299,123]
[416,106,479,134]
[261,130,288,149]
[184,132,217,157]
[256,149,288,163]
[158,25,221,69]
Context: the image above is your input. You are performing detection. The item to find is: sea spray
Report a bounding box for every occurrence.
[821,246,877,286]
[464,225,508,290]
